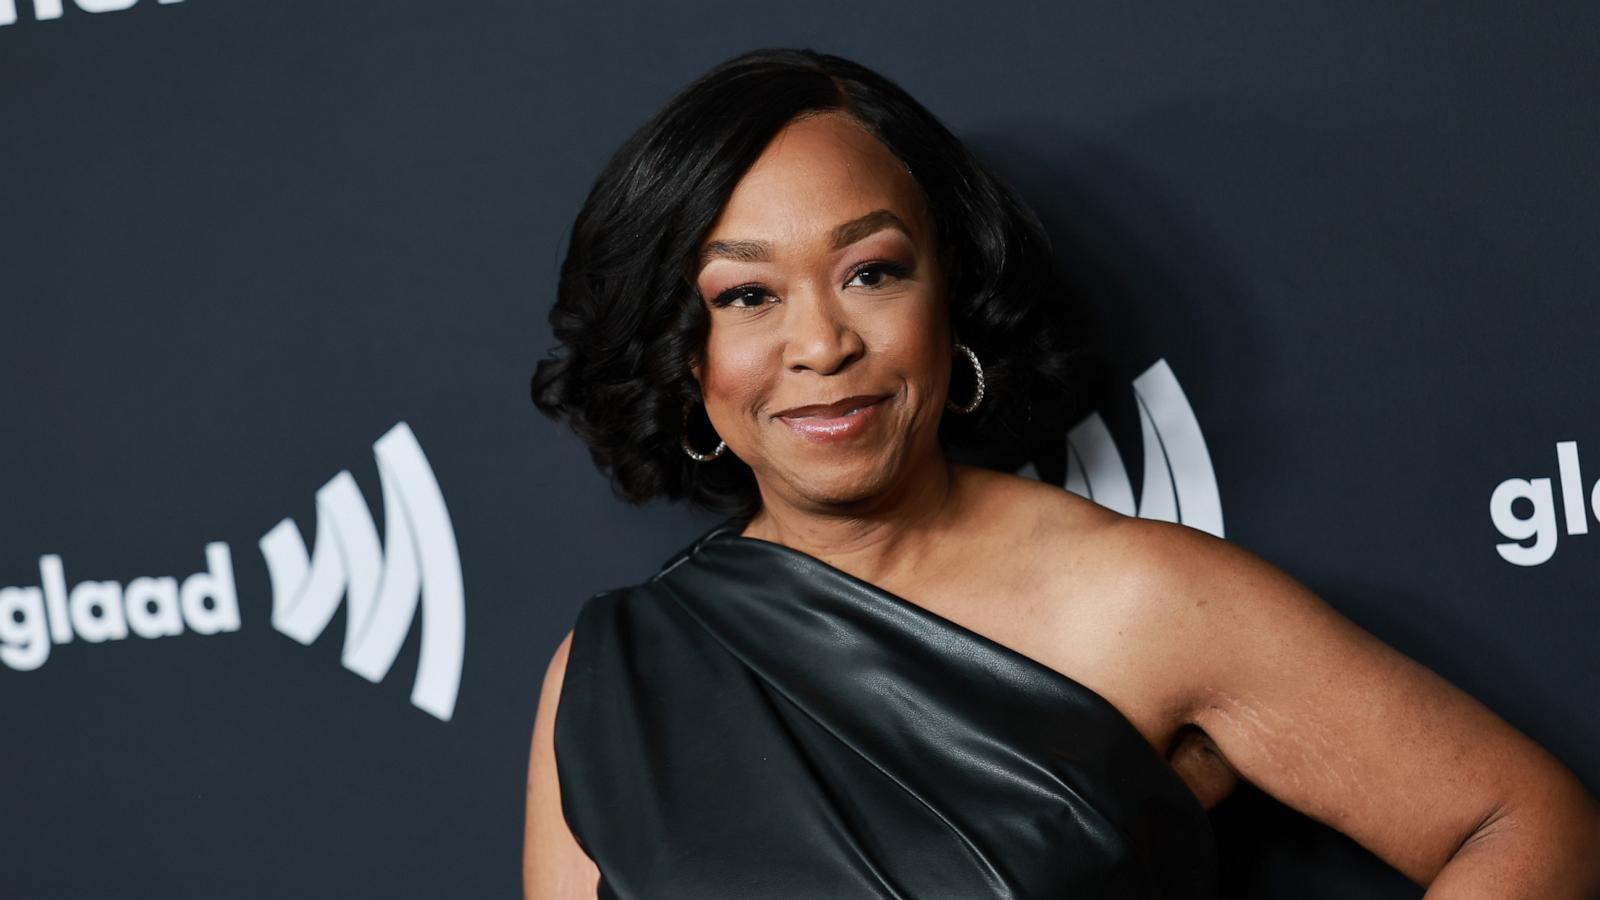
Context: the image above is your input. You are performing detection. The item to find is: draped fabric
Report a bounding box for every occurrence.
[553,519,1219,899]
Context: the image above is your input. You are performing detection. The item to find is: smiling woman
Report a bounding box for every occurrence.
[530,49,1080,524]
[690,111,956,507]
[524,47,1600,900]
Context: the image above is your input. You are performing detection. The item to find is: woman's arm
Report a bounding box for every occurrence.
[523,630,602,900]
[1118,518,1600,898]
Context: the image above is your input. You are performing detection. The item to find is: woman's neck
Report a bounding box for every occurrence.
[739,453,972,590]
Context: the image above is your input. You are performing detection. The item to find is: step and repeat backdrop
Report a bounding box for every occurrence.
[2,2,1594,897]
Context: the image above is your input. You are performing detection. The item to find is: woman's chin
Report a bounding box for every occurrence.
[779,465,899,509]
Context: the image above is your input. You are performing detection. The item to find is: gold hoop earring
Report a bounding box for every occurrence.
[681,401,727,461]
[946,342,985,414]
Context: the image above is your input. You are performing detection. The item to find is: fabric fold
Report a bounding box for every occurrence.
[554,519,1218,899]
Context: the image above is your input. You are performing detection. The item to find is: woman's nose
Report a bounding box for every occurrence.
[782,286,865,375]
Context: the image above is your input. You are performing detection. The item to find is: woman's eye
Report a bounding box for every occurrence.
[710,285,772,309]
[845,261,909,289]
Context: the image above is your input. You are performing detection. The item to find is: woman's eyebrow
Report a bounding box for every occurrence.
[828,209,912,250]
[696,209,913,272]
[698,238,770,270]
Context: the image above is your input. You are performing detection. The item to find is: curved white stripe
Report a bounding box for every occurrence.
[1132,359,1224,538]
[374,422,465,722]
[343,464,421,685]
[1133,390,1179,524]
[1066,413,1136,516]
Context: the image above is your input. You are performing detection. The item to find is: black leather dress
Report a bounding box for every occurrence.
[553,519,1218,899]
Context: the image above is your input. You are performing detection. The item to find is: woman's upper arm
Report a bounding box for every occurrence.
[523,629,601,900]
[1121,518,1600,888]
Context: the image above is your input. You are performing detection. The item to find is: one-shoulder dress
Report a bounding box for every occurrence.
[553,518,1218,899]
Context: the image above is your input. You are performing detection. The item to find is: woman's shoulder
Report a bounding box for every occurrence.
[945,465,1177,647]
[941,467,1241,755]
[955,462,1228,572]
[951,462,1262,684]
[953,464,1128,557]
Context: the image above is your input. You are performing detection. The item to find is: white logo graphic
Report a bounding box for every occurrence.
[1,0,183,27]
[1051,358,1224,538]
[260,422,465,721]
[0,421,462,721]
[1491,440,1599,567]
[0,543,239,672]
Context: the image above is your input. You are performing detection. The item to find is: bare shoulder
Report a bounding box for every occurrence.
[946,465,1158,628]
[523,629,600,900]
[953,464,1123,546]
[948,468,1203,721]
[991,479,1215,704]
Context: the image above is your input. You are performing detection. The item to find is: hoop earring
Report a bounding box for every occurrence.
[945,342,985,414]
[681,401,727,461]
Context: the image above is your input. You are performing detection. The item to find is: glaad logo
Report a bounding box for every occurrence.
[1060,358,1225,538]
[1,0,183,28]
[1490,440,1598,567]
[0,544,239,671]
[260,422,465,721]
[0,421,463,723]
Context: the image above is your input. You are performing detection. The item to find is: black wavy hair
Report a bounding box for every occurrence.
[531,47,1086,519]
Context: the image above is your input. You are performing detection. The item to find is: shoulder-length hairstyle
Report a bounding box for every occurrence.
[531,47,1085,519]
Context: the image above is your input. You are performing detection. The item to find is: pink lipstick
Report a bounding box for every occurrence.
[776,395,887,444]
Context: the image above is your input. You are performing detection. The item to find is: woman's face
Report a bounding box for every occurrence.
[691,110,951,513]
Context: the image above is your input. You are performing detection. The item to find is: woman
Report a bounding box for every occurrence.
[523,48,1600,899]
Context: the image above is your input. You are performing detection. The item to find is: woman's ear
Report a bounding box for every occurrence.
[688,355,704,393]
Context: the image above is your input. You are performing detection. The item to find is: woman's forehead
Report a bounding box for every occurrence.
[701,112,929,249]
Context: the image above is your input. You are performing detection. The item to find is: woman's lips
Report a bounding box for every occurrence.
[776,396,886,443]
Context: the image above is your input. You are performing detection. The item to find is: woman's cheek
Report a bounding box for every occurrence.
[702,339,770,415]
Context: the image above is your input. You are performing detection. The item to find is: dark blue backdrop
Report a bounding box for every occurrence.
[2,2,1596,897]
